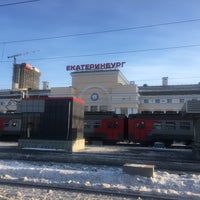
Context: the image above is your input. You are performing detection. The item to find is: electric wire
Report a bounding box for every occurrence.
[0,18,200,44]
[2,43,200,62]
[0,0,40,7]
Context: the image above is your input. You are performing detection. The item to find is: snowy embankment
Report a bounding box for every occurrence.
[0,160,199,199]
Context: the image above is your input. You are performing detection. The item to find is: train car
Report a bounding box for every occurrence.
[128,113,194,146]
[0,113,21,139]
[84,111,194,146]
[0,110,194,146]
[84,111,127,143]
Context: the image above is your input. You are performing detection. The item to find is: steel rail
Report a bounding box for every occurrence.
[0,179,179,200]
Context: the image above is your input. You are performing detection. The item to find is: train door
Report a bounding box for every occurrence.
[94,118,125,143]
[128,118,155,144]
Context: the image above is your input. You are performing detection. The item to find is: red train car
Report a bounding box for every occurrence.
[84,112,127,143]
[84,112,194,146]
[93,117,126,142]
[128,113,193,146]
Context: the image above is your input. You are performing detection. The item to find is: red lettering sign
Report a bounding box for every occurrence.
[66,62,126,71]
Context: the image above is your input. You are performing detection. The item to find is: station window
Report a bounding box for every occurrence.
[121,107,128,115]
[167,99,172,103]
[100,105,108,112]
[155,99,160,103]
[179,99,184,103]
[144,99,149,103]
[90,106,98,112]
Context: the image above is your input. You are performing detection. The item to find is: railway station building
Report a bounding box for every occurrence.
[50,62,200,115]
[1,61,200,115]
[50,68,140,115]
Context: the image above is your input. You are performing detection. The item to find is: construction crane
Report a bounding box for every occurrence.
[7,50,39,64]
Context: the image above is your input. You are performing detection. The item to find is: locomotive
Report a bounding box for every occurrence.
[0,111,194,147]
[84,111,194,146]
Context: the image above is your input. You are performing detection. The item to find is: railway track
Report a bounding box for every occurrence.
[0,143,199,199]
[0,144,199,172]
[0,179,179,200]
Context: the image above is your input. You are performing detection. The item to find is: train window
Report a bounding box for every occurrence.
[3,122,9,127]
[165,122,176,130]
[140,121,145,128]
[84,122,91,129]
[113,121,119,128]
[94,122,101,128]
[179,122,191,130]
[135,121,145,129]
[107,122,112,128]
[135,122,139,128]
[153,122,162,129]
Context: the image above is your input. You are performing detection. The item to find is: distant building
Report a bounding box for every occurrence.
[139,83,200,113]
[12,63,41,90]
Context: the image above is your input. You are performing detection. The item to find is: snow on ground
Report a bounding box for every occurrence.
[0,160,200,199]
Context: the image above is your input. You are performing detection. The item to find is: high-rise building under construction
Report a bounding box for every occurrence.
[12,63,41,90]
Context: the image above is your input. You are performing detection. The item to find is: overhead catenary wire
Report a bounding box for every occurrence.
[0,0,40,7]
[2,43,200,63]
[1,18,200,44]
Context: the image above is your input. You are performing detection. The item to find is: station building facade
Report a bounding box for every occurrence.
[50,69,200,115]
[50,70,139,115]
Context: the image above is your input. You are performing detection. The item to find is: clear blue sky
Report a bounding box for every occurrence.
[1,0,200,89]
